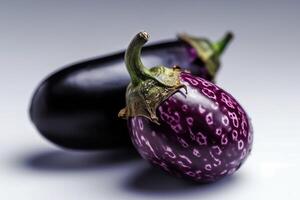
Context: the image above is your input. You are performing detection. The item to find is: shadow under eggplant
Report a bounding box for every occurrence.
[122,164,243,195]
[20,148,140,172]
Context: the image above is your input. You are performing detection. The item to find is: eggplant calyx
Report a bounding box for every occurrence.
[118,32,186,124]
[178,32,233,81]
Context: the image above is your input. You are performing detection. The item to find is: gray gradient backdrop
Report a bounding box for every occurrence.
[0,0,299,199]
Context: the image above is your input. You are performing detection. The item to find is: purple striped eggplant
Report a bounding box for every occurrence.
[119,32,253,182]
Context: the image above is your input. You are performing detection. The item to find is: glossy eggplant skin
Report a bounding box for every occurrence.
[128,72,253,182]
[30,40,208,150]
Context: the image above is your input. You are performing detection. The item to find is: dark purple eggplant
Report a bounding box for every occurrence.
[30,32,232,150]
[120,32,252,182]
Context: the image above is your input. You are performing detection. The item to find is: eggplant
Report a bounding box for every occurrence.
[30,32,233,150]
[121,32,252,182]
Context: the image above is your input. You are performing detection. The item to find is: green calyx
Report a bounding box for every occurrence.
[178,32,233,80]
[118,32,186,123]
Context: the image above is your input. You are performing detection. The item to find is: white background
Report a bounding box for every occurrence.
[1,0,299,199]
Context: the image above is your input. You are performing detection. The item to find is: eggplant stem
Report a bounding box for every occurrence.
[125,32,179,89]
[121,32,185,122]
[212,32,234,56]
[125,32,151,86]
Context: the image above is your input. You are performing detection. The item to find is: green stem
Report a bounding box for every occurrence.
[212,32,234,56]
[125,32,150,86]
